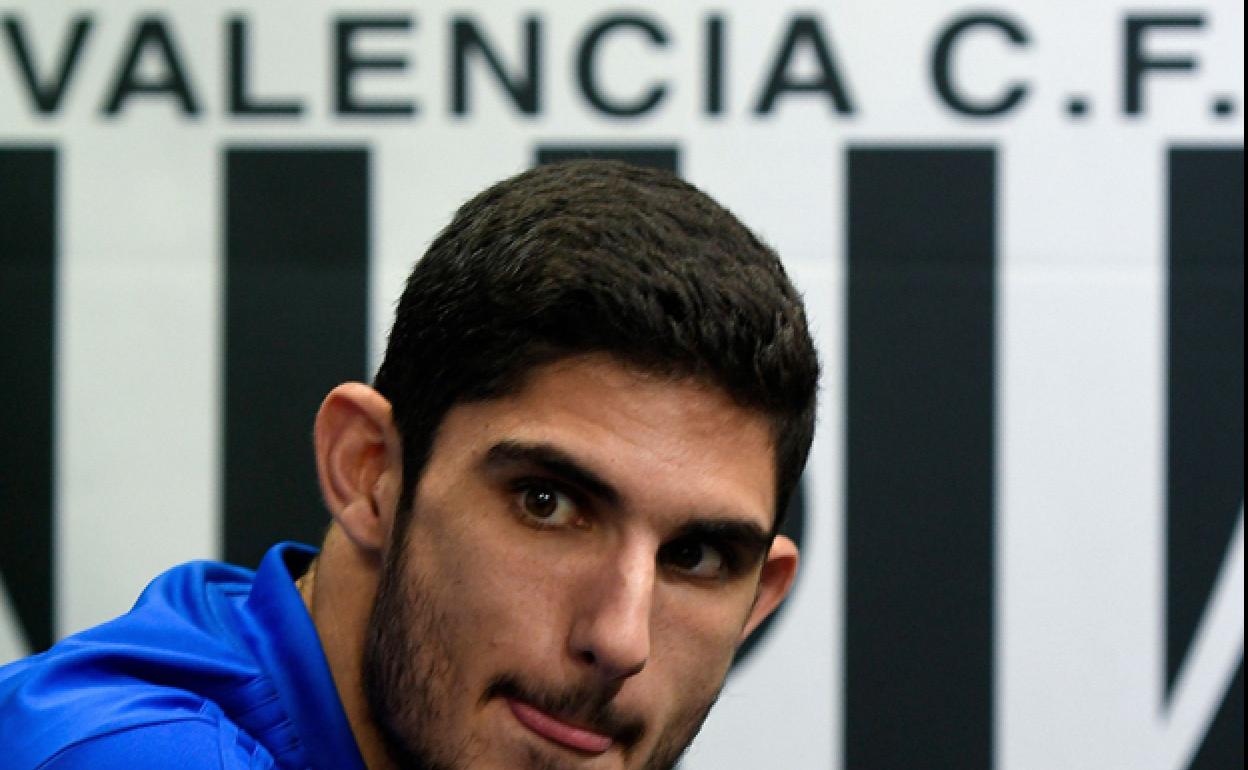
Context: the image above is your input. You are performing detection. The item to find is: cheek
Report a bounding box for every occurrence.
[651,589,748,686]
[423,518,571,657]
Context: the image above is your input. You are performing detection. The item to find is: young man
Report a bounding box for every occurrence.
[1,160,819,770]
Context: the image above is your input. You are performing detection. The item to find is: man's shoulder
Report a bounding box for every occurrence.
[0,545,344,770]
[0,661,256,768]
[32,709,272,769]
[0,632,271,770]
[0,559,269,769]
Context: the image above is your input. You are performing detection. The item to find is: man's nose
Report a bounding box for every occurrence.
[567,546,655,682]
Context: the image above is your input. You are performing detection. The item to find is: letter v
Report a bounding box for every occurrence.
[3,15,92,114]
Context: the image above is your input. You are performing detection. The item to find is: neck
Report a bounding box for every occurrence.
[300,526,397,770]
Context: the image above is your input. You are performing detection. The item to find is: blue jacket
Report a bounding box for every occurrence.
[0,543,366,769]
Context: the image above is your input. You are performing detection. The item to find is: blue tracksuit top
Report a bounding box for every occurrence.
[0,542,366,769]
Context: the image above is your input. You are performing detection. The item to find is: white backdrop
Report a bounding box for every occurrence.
[1,2,1243,768]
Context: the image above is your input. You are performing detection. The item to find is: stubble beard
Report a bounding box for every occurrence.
[361,521,724,770]
[363,527,474,770]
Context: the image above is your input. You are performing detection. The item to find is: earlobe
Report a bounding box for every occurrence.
[313,383,402,555]
[739,535,799,642]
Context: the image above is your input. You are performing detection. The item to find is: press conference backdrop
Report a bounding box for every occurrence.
[0,1,1242,767]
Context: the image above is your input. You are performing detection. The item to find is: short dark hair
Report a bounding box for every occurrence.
[373,160,818,531]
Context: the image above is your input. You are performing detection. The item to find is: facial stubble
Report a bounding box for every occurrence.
[362,509,725,770]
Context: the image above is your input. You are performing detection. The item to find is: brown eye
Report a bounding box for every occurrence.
[523,487,558,519]
[515,483,579,527]
[660,538,726,579]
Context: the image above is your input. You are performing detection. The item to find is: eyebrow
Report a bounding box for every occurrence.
[483,440,621,507]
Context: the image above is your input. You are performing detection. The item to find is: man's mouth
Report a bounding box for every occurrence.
[507,698,615,755]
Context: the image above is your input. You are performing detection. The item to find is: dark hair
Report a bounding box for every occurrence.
[373,160,818,531]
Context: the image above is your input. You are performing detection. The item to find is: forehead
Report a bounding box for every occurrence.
[425,354,777,528]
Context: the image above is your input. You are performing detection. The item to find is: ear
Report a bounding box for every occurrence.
[313,382,403,557]
[739,534,799,642]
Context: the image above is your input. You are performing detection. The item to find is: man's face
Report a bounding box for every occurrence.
[363,355,787,770]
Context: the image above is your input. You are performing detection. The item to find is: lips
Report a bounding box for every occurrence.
[507,698,614,755]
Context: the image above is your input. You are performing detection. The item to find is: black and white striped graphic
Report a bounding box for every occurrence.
[0,148,55,653]
[1166,147,1244,770]
[845,148,995,769]
[223,148,370,568]
[2,3,1243,768]
[0,141,1241,769]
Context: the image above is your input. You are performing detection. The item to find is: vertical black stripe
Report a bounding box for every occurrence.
[845,147,995,769]
[0,148,56,652]
[535,144,679,174]
[1166,147,1243,769]
[224,148,369,568]
[704,15,725,115]
[1188,661,1244,770]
